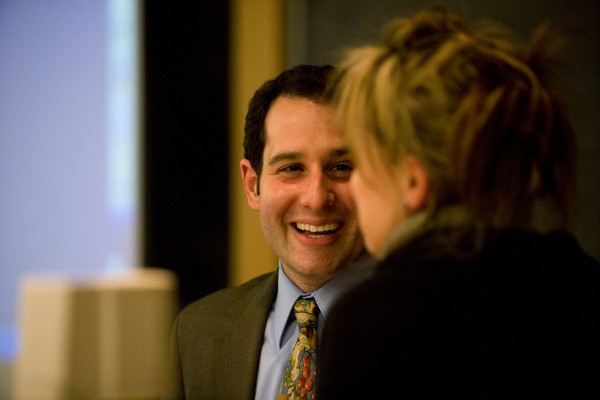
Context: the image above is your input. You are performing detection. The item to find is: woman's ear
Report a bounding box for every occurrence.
[240,159,260,211]
[402,155,430,212]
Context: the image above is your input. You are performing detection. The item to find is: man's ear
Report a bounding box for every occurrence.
[240,159,260,210]
[402,155,430,211]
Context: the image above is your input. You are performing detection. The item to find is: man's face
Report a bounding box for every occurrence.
[240,96,364,291]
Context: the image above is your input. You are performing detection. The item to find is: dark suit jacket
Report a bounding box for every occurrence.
[162,271,278,400]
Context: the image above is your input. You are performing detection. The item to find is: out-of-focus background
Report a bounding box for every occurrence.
[1,1,598,398]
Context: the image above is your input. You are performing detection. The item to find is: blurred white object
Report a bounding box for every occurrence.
[12,268,178,400]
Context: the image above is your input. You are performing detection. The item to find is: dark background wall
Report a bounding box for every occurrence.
[143,2,230,309]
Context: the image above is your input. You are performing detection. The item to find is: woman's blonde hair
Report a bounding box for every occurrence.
[329,7,576,229]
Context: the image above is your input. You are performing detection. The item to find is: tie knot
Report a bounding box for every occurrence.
[293,297,318,328]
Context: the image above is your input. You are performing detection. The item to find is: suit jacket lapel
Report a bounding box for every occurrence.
[211,272,277,398]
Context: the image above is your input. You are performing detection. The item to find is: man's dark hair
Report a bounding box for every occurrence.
[243,64,335,193]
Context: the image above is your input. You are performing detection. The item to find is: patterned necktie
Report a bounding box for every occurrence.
[279,297,318,400]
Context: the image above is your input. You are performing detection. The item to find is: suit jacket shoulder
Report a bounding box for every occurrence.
[180,271,277,325]
[165,271,278,400]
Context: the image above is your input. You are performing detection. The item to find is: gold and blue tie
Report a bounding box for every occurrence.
[279,297,318,400]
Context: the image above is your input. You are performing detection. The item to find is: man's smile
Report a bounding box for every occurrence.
[294,222,341,238]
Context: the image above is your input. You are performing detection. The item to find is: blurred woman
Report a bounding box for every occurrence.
[318,7,600,399]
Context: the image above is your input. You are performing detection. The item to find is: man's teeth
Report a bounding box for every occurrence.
[296,222,339,233]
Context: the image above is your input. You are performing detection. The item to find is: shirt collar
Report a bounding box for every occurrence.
[273,253,376,345]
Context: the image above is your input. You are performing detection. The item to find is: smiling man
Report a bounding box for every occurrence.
[162,65,373,400]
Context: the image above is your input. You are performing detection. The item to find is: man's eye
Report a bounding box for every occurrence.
[330,163,353,172]
[328,163,353,180]
[280,164,303,173]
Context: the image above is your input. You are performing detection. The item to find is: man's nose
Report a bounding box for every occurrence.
[299,171,335,209]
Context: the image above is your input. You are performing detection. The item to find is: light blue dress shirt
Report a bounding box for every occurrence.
[254,254,375,400]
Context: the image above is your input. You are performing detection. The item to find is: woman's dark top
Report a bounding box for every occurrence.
[318,228,600,399]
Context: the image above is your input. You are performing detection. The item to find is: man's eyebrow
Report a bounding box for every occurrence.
[330,147,350,158]
[267,147,350,167]
[267,151,303,166]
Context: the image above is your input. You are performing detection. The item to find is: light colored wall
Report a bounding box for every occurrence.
[228,0,283,285]
[0,0,141,396]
